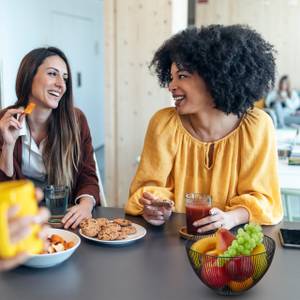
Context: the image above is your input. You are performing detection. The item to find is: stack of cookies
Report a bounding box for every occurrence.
[80,218,137,241]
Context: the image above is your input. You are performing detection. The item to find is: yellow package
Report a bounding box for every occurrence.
[0,180,43,258]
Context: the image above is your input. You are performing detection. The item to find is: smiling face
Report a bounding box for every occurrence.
[168,63,214,115]
[29,55,68,110]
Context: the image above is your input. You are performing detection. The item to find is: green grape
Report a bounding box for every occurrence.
[221,223,264,258]
[240,248,248,255]
[244,242,250,250]
[254,235,261,243]
[249,239,256,249]
[243,232,250,240]
[219,223,264,260]
[230,249,237,256]
[237,228,244,235]
[244,250,251,256]
[231,240,238,248]
[238,245,244,253]
[237,236,245,244]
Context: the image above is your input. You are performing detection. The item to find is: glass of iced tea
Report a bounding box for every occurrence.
[185,193,212,235]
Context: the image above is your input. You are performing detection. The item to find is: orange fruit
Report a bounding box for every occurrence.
[228,277,253,292]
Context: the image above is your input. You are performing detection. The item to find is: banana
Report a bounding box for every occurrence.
[251,243,268,280]
[205,249,219,256]
[191,236,217,254]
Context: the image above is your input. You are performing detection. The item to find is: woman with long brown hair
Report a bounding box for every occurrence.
[0,47,100,229]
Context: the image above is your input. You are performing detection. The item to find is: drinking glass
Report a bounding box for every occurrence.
[44,185,69,221]
[185,193,212,235]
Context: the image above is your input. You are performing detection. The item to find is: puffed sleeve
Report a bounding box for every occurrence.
[125,108,178,215]
[225,111,283,224]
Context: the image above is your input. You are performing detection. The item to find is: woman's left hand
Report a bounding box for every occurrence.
[192,207,239,234]
[62,197,93,229]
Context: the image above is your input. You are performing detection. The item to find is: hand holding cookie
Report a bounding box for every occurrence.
[139,192,173,226]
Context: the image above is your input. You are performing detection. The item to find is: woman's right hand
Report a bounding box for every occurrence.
[0,108,24,146]
[139,192,172,226]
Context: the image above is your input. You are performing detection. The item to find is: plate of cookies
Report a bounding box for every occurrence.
[79,218,146,245]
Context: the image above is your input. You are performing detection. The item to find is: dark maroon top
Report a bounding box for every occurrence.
[0,108,101,205]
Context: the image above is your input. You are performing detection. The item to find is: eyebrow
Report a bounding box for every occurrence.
[176,68,189,73]
[46,67,68,77]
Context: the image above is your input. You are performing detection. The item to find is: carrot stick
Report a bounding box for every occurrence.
[23,102,36,115]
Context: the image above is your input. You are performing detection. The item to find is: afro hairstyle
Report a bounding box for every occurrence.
[150,24,276,116]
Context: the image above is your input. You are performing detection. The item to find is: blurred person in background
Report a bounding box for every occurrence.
[266,75,300,128]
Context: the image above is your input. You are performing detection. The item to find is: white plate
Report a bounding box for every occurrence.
[79,223,146,245]
[23,228,81,268]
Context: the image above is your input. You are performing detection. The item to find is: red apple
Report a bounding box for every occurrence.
[225,256,254,281]
[201,262,230,288]
[216,228,236,254]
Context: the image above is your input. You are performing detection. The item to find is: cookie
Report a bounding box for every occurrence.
[79,218,89,229]
[98,229,119,241]
[113,218,132,227]
[116,231,128,240]
[97,232,112,241]
[82,225,99,237]
[121,225,137,235]
[81,218,99,237]
[107,223,121,231]
[96,218,109,227]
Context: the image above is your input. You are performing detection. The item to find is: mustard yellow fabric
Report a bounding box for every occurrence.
[125,107,283,225]
[254,98,265,109]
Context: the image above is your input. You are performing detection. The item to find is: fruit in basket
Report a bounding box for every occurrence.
[206,249,219,256]
[251,243,268,280]
[201,260,230,288]
[224,256,254,281]
[228,277,253,292]
[186,232,276,296]
[223,224,263,257]
[191,236,217,254]
[215,228,236,254]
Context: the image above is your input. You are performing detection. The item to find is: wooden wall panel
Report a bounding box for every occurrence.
[195,0,300,88]
[115,0,171,207]
[104,0,187,207]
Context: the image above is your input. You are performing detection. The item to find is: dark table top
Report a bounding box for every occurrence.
[0,207,299,300]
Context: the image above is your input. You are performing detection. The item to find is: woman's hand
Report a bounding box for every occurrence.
[0,108,25,146]
[139,192,172,226]
[0,188,50,271]
[62,197,93,229]
[192,207,249,234]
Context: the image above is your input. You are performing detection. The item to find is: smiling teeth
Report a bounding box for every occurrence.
[49,91,60,97]
[173,96,184,101]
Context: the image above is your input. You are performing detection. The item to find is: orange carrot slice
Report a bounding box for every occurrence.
[50,234,64,245]
[23,102,36,114]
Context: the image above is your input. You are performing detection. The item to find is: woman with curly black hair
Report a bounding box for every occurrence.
[125,25,283,232]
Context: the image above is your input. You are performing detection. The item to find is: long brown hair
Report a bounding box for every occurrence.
[14,47,81,188]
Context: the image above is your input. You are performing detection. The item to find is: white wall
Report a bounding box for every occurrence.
[0,0,104,148]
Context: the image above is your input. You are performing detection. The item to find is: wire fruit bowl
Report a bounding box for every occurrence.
[185,234,275,295]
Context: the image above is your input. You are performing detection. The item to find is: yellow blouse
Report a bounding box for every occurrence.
[125,107,283,225]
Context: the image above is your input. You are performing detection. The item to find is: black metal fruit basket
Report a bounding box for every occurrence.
[185,235,275,295]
